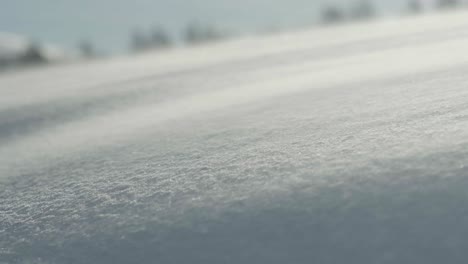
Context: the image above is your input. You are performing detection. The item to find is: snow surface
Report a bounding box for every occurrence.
[2,11,468,264]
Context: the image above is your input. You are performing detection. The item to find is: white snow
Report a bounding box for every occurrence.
[2,10,468,264]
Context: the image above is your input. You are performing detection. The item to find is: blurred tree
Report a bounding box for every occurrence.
[184,23,224,45]
[204,25,223,41]
[79,40,96,58]
[350,0,376,20]
[184,23,203,44]
[321,6,346,24]
[0,57,7,69]
[408,0,423,13]
[150,27,172,49]
[130,29,149,52]
[437,0,459,9]
[21,41,46,64]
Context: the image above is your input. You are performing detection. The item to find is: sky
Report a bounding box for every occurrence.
[0,0,428,53]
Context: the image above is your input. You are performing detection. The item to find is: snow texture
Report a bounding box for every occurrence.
[2,11,468,264]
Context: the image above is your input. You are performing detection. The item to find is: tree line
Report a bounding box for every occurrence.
[321,0,463,24]
[76,0,466,57]
[2,0,465,71]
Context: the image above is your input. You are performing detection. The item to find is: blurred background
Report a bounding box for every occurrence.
[0,0,467,71]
